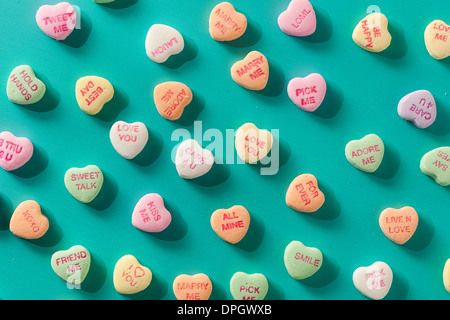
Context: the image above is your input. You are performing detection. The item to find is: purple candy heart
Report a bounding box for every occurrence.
[397,90,436,129]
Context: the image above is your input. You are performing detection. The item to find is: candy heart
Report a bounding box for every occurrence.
[175,139,214,179]
[209,2,247,41]
[345,134,384,173]
[9,200,49,239]
[444,259,450,293]
[353,261,393,300]
[352,12,392,53]
[153,81,193,121]
[210,205,250,244]
[379,207,419,245]
[113,254,152,294]
[132,193,172,232]
[7,65,46,105]
[145,24,184,63]
[0,131,34,171]
[173,273,212,300]
[425,20,450,60]
[110,121,149,159]
[398,90,436,129]
[284,240,323,280]
[231,51,269,91]
[230,272,268,300]
[51,245,91,285]
[420,146,450,186]
[75,76,114,115]
[285,173,325,213]
[64,165,104,203]
[287,73,326,112]
[235,123,273,164]
[93,0,115,3]
[277,0,316,37]
[35,2,77,41]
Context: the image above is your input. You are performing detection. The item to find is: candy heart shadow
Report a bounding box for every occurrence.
[62,8,92,48]
[223,16,262,48]
[87,171,118,211]
[383,267,409,300]
[426,95,450,136]
[299,253,339,288]
[174,90,205,126]
[209,276,228,300]
[189,162,230,187]
[312,80,343,119]
[98,0,139,9]
[11,143,48,178]
[131,128,163,167]
[370,141,400,180]
[126,271,168,300]
[25,205,63,247]
[402,213,434,251]
[0,194,13,230]
[234,212,265,252]
[162,35,198,69]
[264,277,285,299]
[80,252,107,293]
[250,137,291,176]
[20,73,60,112]
[299,7,332,43]
[377,22,408,60]
[94,86,129,122]
[304,181,340,220]
[257,59,285,97]
[147,199,188,241]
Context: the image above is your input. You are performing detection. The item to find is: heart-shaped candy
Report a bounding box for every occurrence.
[277,0,316,37]
[398,90,436,129]
[132,193,172,232]
[345,134,384,173]
[209,2,247,41]
[352,12,392,53]
[51,245,91,285]
[231,51,269,91]
[145,24,184,63]
[210,205,250,244]
[64,165,104,203]
[379,206,419,245]
[113,254,152,294]
[173,273,212,300]
[36,2,77,41]
[425,20,450,60]
[175,139,214,179]
[420,146,450,186]
[284,240,323,280]
[9,200,49,239]
[235,123,273,164]
[7,65,46,105]
[285,173,325,213]
[75,76,114,115]
[444,259,450,293]
[153,81,193,121]
[230,272,268,300]
[0,131,34,172]
[287,73,326,112]
[353,261,393,300]
[110,121,149,159]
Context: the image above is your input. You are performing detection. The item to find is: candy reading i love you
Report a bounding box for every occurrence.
[113,254,152,294]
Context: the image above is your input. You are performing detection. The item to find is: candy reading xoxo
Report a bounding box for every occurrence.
[231,51,269,91]
[9,200,49,240]
[235,123,273,164]
[353,261,393,300]
[110,121,148,160]
[379,207,419,245]
[173,273,213,300]
[285,173,325,213]
[345,134,384,173]
[425,20,450,60]
[145,24,184,63]
[76,76,114,115]
[352,12,392,53]
[153,81,193,121]
[210,205,250,244]
[284,240,323,280]
[64,165,104,203]
[132,193,172,232]
[113,254,152,294]
[36,2,77,41]
[398,90,436,129]
[175,139,214,179]
[287,73,326,112]
[420,146,450,186]
[277,0,316,37]
[0,131,33,171]
[209,2,247,41]
[7,65,46,105]
[51,245,91,285]
[230,272,268,300]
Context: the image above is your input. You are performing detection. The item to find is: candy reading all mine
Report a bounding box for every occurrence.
[235,123,273,164]
[9,200,49,239]
[210,205,250,244]
[444,259,450,293]
[425,20,450,60]
[36,2,77,41]
[209,2,247,41]
[113,254,152,294]
[277,0,316,37]
[175,139,214,179]
[0,131,33,171]
[353,261,393,300]
[287,73,326,112]
[132,193,172,232]
[110,121,148,159]
[284,240,323,280]
[76,76,114,115]
[285,173,325,213]
[231,51,269,91]
[51,245,91,285]
[230,272,268,300]
[173,273,212,300]
[398,90,436,129]
[153,81,193,121]
[345,134,384,173]
[64,165,104,203]
[379,207,419,245]
[7,65,46,105]
[145,24,184,63]
[420,146,450,186]
[352,12,391,53]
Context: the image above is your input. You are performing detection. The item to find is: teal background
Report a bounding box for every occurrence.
[0,0,449,300]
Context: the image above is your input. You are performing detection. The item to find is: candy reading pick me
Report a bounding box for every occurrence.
[145,24,184,63]
[0,131,34,171]
[51,245,91,285]
[353,261,393,300]
[9,200,49,240]
[110,121,149,160]
[277,0,316,37]
[173,273,212,300]
[287,73,326,112]
[425,20,450,60]
[420,146,450,187]
[64,165,104,203]
[175,139,214,179]
[230,272,268,300]
[379,206,419,245]
[286,173,325,213]
[235,123,273,164]
[36,2,77,41]
[231,51,269,91]
[284,241,323,280]
[132,193,172,232]
[209,2,247,41]
[153,81,193,121]
[352,12,392,53]
[345,134,384,173]
[76,76,114,115]
[113,254,152,294]
[398,90,436,129]
[7,65,46,105]
[210,205,250,244]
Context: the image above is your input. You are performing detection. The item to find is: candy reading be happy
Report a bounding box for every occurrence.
[230,272,268,300]
[113,254,152,294]
[425,20,450,60]
[154,81,193,121]
[398,90,436,129]
[287,73,326,112]
[64,165,104,203]
[231,51,269,91]
[352,12,392,53]
[209,2,247,41]
[0,131,33,172]
[173,273,212,300]
[284,240,323,280]
[420,146,450,186]
[9,200,49,240]
[7,65,46,105]
[277,0,316,37]
[353,261,393,300]
[285,173,325,213]
[145,24,184,63]
[36,2,77,41]
[210,205,250,244]
[379,207,419,245]
[132,193,172,232]
[345,134,384,173]
[51,245,91,285]
[175,139,214,179]
[76,76,114,115]
[110,121,149,160]
[235,123,273,164]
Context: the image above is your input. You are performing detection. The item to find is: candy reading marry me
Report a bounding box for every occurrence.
[9,200,49,240]
[210,205,250,244]
[420,146,450,187]
[36,2,77,41]
[132,193,172,232]
[277,0,316,37]
[0,131,33,171]
[379,207,419,245]
[353,261,393,300]
[398,90,436,129]
[110,121,149,159]
[230,272,268,300]
[51,245,91,285]
[209,2,247,41]
[175,139,214,179]
[284,240,323,280]
[235,123,273,164]
[173,273,213,300]
[113,254,152,294]
[425,20,450,60]
[345,134,384,173]
[145,24,184,63]
[287,73,326,112]
[153,81,193,121]
[285,173,325,213]
[7,65,46,105]
[352,12,392,53]
[76,76,114,115]
[231,51,269,91]
[64,165,104,203]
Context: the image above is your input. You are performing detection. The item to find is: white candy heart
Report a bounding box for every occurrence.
[175,139,214,179]
[145,24,184,63]
[110,121,148,160]
[353,261,393,300]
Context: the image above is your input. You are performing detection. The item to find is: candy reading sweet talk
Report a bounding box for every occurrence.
[287,73,326,112]
[444,259,450,293]
[284,240,323,280]
[76,76,114,115]
[7,65,46,105]
[285,173,325,213]
[64,165,104,203]
[425,20,450,60]
[235,123,273,164]
[210,205,250,244]
[145,24,184,63]
[9,200,49,239]
[173,273,212,300]
[230,272,268,300]
[132,193,172,232]
[277,0,316,37]
[153,81,193,121]
[36,2,77,41]
[379,207,419,245]
[398,90,436,129]
[0,131,33,171]
[231,51,269,91]
[175,139,214,179]
[352,12,392,53]
[353,261,393,300]
[420,146,450,186]
[345,134,384,173]
[209,2,247,41]
[51,245,91,285]
[113,254,152,294]
[110,121,149,160]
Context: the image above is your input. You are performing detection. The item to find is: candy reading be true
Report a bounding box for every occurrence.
[425,20,450,60]
[420,146,450,186]
[285,173,325,213]
[231,51,269,91]
[0,131,33,171]
[36,2,77,41]
[284,240,323,280]
[132,193,172,232]
[353,261,393,300]
[113,254,152,294]
[7,65,46,105]
[173,273,212,300]
[230,272,268,300]
[51,245,91,285]
[444,259,450,293]
[209,2,247,41]
[175,139,214,179]
[379,207,419,245]
[398,90,436,129]
[145,24,184,63]
[64,165,104,203]
[235,123,273,164]
[287,73,326,112]
[76,76,114,115]
[110,121,149,160]
[352,12,392,53]
[210,205,250,244]
[345,134,384,173]
[153,81,193,121]
[9,200,49,240]
[277,0,316,37]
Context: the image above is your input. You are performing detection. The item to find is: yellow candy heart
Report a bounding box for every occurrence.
[113,254,152,294]
[352,12,392,53]
[235,123,273,164]
[425,20,450,60]
[75,76,114,115]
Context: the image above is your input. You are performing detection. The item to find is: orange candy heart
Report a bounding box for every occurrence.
[209,2,247,41]
[379,207,418,245]
[9,200,49,239]
[173,273,212,300]
[285,174,325,213]
[210,205,250,244]
[153,81,193,121]
[231,51,269,91]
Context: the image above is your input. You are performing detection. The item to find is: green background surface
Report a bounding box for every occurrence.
[0,0,449,300]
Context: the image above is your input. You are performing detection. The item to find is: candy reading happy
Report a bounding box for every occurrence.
[353,261,393,300]
[287,73,326,112]
[352,12,391,53]
[76,76,114,115]
[425,20,450,60]
[153,81,193,121]
[113,254,152,294]
[175,139,214,179]
[345,134,384,173]
[420,146,450,186]
[51,245,91,285]
[284,240,322,280]
[444,259,450,293]
[398,90,436,129]
[0,131,33,171]
[110,121,148,160]
[145,24,184,63]
[173,273,212,300]
[230,272,268,300]
[9,200,49,239]
[7,65,46,105]
[210,205,250,244]
[285,173,325,213]
[209,2,247,41]
[132,193,172,232]
[64,165,104,203]
[231,51,269,91]
[235,123,273,164]
[36,2,77,41]
[379,207,419,245]
[277,0,316,37]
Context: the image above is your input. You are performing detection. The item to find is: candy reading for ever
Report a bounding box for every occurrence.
[231,51,269,91]
[76,76,114,115]
[285,173,325,213]
[345,134,384,173]
[7,65,46,105]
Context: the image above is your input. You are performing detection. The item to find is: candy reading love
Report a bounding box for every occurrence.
[51,245,91,285]
[352,12,392,53]
[64,165,104,203]
[113,254,152,294]
[235,123,273,164]
[110,121,148,159]
[345,134,384,173]
[230,272,268,300]
[7,65,46,105]
[36,2,77,41]
[444,259,450,293]
[175,139,214,179]
[277,0,316,37]
[76,76,114,115]
[420,146,450,186]
[209,2,247,41]
[145,24,184,63]
[9,200,49,239]
[398,90,436,129]
[0,131,33,171]
[173,273,212,300]
[153,81,193,121]
[285,173,325,213]
[132,193,172,232]
[284,240,323,280]
[231,51,269,91]
[287,73,326,112]
[425,20,450,60]
[353,261,393,300]
[379,207,419,245]
[210,205,250,244]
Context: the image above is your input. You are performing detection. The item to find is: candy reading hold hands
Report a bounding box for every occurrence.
[352,12,392,53]
[285,173,325,213]
[379,207,419,245]
[173,273,212,300]
[353,261,393,300]
[209,2,247,42]
[113,254,152,294]
[175,139,214,179]
[0,131,34,172]
[7,65,46,105]
[398,90,436,129]
[210,205,250,244]
[51,245,91,286]
[75,76,114,115]
[36,2,77,41]
[132,193,172,232]
[230,272,268,300]
[231,51,269,91]
[9,200,49,240]
[110,121,149,160]
[153,81,193,121]
[287,73,326,112]
[420,146,450,187]
[277,0,316,37]
[425,20,450,60]
[145,24,184,64]
[284,240,323,280]
[64,165,104,203]
[235,123,273,164]
[345,134,384,173]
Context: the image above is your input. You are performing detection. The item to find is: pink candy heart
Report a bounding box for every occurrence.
[287,73,327,112]
[36,2,77,41]
[0,131,34,171]
[132,193,172,233]
[277,0,316,37]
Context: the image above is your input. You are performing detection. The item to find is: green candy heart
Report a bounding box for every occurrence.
[64,165,104,203]
[345,133,384,173]
[420,146,450,186]
[284,241,323,280]
[51,245,91,285]
[7,65,46,105]
[230,272,269,300]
